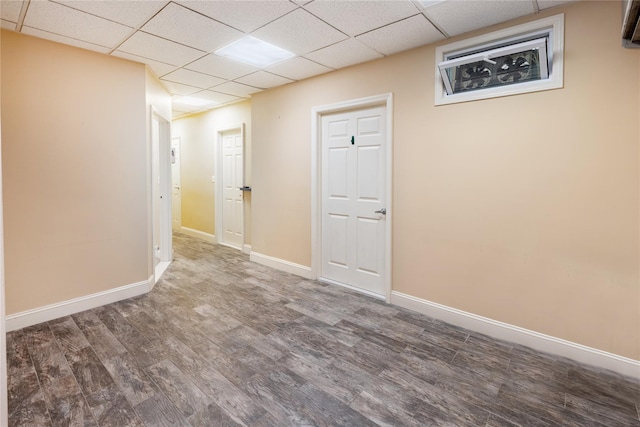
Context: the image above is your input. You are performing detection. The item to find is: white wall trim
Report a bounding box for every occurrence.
[5,276,154,332]
[154,261,171,285]
[391,291,640,380]
[243,244,252,254]
[311,93,394,302]
[180,227,217,244]
[250,251,313,280]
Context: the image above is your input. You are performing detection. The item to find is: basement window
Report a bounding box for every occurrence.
[435,14,564,105]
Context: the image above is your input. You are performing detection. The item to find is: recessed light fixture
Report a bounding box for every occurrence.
[173,96,216,107]
[215,35,295,68]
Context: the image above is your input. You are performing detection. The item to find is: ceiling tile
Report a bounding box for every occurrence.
[234,71,294,89]
[23,1,132,48]
[1,20,16,31]
[357,14,444,55]
[110,51,177,78]
[162,81,201,96]
[185,54,259,80]
[116,31,205,67]
[424,0,535,37]
[212,81,261,98]
[21,26,110,54]
[1,1,22,22]
[302,0,420,37]
[176,0,297,32]
[537,0,576,10]
[305,38,383,69]
[53,0,168,28]
[191,90,242,105]
[252,8,348,55]
[141,2,242,53]
[265,57,333,81]
[162,68,226,89]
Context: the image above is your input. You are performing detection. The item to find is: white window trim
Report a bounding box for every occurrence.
[434,14,564,106]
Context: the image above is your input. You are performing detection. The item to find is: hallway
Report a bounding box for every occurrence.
[7,233,640,426]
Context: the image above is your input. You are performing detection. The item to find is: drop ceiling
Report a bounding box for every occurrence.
[1,0,574,119]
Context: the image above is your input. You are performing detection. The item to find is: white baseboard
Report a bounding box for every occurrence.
[250,251,313,279]
[154,261,171,285]
[391,291,640,380]
[243,244,252,254]
[5,276,153,332]
[180,227,217,244]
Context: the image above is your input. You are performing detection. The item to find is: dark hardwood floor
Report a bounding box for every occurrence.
[7,232,640,426]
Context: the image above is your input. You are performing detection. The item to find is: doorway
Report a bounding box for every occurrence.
[216,125,245,250]
[312,94,393,301]
[151,108,172,282]
[171,137,181,231]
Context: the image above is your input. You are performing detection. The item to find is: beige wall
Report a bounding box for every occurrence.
[0,28,7,425]
[251,1,640,360]
[1,31,152,314]
[172,100,252,243]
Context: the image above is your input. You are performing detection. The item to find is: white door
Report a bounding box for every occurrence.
[221,130,244,249]
[171,137,181,230]
[321,106,387,296]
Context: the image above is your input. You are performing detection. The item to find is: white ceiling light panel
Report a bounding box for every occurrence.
[215,36,295,68]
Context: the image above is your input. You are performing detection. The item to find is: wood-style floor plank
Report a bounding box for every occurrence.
[6,232,640,426]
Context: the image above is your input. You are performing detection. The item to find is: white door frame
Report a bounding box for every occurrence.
[311,93,393,303]
[151,107,172,283]
[171,137,181,231]
[215,123,245,249]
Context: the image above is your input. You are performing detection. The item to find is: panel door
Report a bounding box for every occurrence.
[321,106,386,296]
[222,131,244,249]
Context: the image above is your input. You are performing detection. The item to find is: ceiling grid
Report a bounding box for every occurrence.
[0,0,575,118]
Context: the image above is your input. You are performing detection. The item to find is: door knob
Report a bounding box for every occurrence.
[374,208,387,215]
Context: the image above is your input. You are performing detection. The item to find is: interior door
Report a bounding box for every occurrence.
[221,130,244,249]
[321,105,387,296]
[171,137,181,230]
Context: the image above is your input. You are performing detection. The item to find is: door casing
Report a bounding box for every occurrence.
[150,107,172,283]
[311,93,393,303]
[171,137,182,231]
